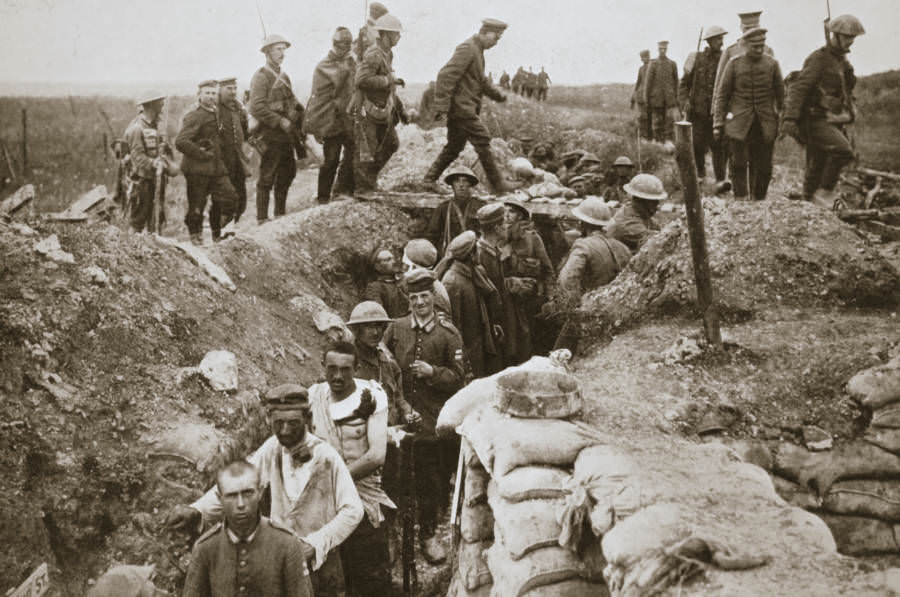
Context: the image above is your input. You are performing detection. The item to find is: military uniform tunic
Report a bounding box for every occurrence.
[123,113,166,231]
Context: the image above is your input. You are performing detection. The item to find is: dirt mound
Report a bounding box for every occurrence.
[582,198,900,333]
[0,201,409,594]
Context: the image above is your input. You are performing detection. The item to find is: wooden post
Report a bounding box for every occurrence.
[21,108,28,176]
[102,133,108,161]
[674,120,721,347]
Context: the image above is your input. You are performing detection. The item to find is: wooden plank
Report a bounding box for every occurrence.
[858,220,900,242]
[0,184,35,216]
[61,185,108,216]
[6,562,50,597]
[857,167,900,183]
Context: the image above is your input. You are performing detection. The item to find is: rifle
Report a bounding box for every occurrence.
[824,0,831,47]
[151,97,170,235]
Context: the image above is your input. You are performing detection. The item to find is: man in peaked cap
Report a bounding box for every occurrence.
[631,50,652,140]
[307,27,357,203]
[474,202,510,371]
[382,269,465,564]
[175,79,238,244]
[182,460,314,597]
[714,27,784,201]
[401,239,452,315]
[356,2,389,62]
[680,26,728,184]
[250,34,304,223]
[644,41,679,142]
[123,92,177,233]
[423,19,516,194]
[216,77,250,226]
[167,384,364,597]
[427,165,486,257]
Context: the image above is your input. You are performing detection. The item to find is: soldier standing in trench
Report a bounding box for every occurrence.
[216,77,249,226]
[782,15,866,208]
[382,269,465,565]
[607,173,667,254]
[426,165,485,258]
[175,80,237,245]
[422,19,517,194]
[643,41,679,143]
[250,34,304,223]
[474,203,510,373]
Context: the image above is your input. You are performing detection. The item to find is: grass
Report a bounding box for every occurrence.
[2,70,898,211]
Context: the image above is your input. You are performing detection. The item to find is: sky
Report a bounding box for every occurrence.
[0,0,898,96]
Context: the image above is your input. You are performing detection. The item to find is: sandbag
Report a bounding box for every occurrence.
[600,503,684,568]
[772,475,818,509]
[520,578,609,597]
[775,440,900,494]
[86,565,159,597]
[824,479,900,521]
[459,405,602,477]
[461,502,494,543]
[866,427,900,454]
[873,403,900,429]
[495,369,582,419]
[485,544,589,597]
[574,445,641,519]
[819,513,900,555]
[490,494,564,560]
[458,539,493,591]
[465,461,490,507]
[436,357,564,437]
[493,466,572,503]
[847,357,900,409]
[446,570,491,597]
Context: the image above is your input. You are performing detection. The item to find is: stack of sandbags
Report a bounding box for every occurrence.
[448,368,609,596]
[773,354,900,555]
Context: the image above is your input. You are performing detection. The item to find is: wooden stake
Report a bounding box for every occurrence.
[674,120,721,347]
[21,108,28,177]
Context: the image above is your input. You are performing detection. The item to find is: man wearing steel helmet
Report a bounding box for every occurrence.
[250,34,304,222]
[307,27,357,203]
[680,26,728,184]
[353,12,405,193]
[602,156,636,205]
[423,19,516,194]
[782,14,864,208]
[166,385,363,597]
[607,173,666,253]
[714,27,784,201]
[427,165,486,257]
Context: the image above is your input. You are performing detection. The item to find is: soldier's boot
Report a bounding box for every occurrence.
[273,190,288,217]
[423,146,460,187]
[256,186,270,224]
[479,151,518,195]
[811,188,837,210]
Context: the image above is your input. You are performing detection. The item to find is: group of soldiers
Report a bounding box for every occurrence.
[122,4,525,243]
[631,9,866,203]
[497,67,552,101]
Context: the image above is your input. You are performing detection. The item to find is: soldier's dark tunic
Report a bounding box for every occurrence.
[123,113,166,232]
[249,64,302,221]
[783,45,858,199]
[607,200,661,254]
[501,227,554,365]
[680,46,726,181]
[427,196,485,257]
[307,49,356,201]
[643,56,678,141]
[175,104,237,240]
[383,312,464,538]
[182,518,314,597]
[362,274,409,319]
[424,35,507,191]
[475,237,510,372]
[217,99,249,222]
[632,62,651,139]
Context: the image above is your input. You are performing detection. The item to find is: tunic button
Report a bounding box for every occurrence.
[239,587,247,592]
[240,560,247,567]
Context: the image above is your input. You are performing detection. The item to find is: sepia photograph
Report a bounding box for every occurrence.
[1,0,899,595]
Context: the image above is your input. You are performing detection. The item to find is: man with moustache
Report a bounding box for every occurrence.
[426,165,485,257]
[216,77,249,225]
[182,461,313,597]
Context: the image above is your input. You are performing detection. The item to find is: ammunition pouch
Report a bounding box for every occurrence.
[362,97,392,124]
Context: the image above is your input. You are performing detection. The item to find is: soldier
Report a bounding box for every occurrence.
[175,80,237,244]
[644,41,679,142]
[308,341,393,597]
[182,461,314,597]
[607,173,666,253]
[782,15,865,208]
[568,175,589,198]
[427,165,485,256]
[555,198,632,352]
[631,50,652,140]
[499,70,510,90]
[167,385,364,597]
[537,67,551,101]
[439,230,499,378]
[714,28,784,201]
[354,13,405,193]
[250,34,304,223]
[527,141,556,172]
[474,202,510,372]
[383,269,465,564]
[356,2,389,62]
[307,27,356,204]
[401,239,452,316]
[602,156,636,205]
[556,149,586,186]
[524,67,537,99]
[362,247,408,318]
[216,77,249,226]
[345,301,418,426]
[680,26,728,183]
[511,67,525,96]
[501,200,554,364]
[423,19,515,194]
[123,93,177,233]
